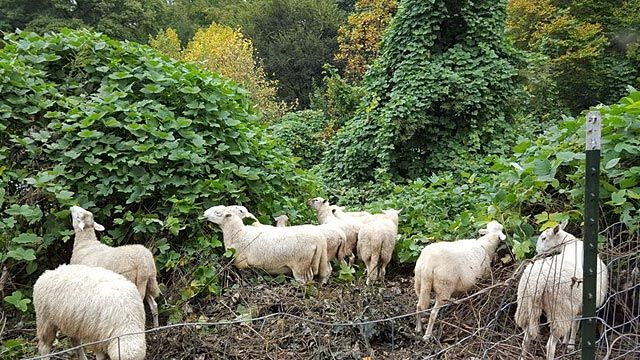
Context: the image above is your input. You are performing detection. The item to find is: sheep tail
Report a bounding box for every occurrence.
[147,275,160,298]
[369,241,383,283]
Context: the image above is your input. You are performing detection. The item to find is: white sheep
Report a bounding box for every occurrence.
[225,205,347,264]
[515,222,608,359]
[414,220,507,340]
[335,208,401,285]
[69,206,160,328]
[308,197,359,264]
[274,214,289,227]
[33,264,146,360]
[204,206,331,284]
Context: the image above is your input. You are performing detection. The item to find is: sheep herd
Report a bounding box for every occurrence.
[31,199,608,360]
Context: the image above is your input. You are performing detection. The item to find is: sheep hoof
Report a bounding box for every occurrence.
[422,333,434,342]
[566,344,575,351]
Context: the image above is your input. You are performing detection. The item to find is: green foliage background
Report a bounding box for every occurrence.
[323,0,520,185]
[0,29,318,313]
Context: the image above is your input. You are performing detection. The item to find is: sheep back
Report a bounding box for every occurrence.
[33,264,145,359]
[70,242,159,299]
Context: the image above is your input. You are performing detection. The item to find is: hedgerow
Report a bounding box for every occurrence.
[0,29,319,314]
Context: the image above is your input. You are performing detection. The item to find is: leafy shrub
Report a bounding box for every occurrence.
[0,29,319,315]
[356,89,640,262]
[270,110,330,169]
[324,0,520,186]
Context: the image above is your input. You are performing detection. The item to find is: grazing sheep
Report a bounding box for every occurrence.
[69,206,160,328]
[335,208,401,285]
[414,221,507,340]
[204,206,331,284]
[515,222,608,359]
[275,214,289,227]
[309,197,359,264]
[33,264,146,360]
[225,205,347,264]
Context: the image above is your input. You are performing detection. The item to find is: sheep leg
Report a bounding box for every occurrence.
[564,319,579,351]
[95,352,107,360]
[423,297,446,340]
[546,333,560,360]
[146,294,159,328]
[36,320,55,360]
[71,338,88,360]
[519,331,531,360]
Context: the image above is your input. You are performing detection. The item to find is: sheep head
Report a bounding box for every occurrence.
[203,205,230,225]
[308,197,328,211]
[70,206,105,232]
[478,220,506,240]
[536,220,576,254]
[274,214,289,226]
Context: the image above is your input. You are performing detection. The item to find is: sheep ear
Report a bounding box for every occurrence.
[560,220,568,230]
[224,213,232,218]
[93,222,105,231]
[552,224,561,234]
[499,232,506,240]
[478,228,488,235]
[323,199,328,204]
[77,220,86,231]
[398,208,403,214]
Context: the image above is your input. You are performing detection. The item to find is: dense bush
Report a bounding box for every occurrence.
[0,29,318,315]
[269,110,331,169]
[361,89,640,262]
[324,0,519,186]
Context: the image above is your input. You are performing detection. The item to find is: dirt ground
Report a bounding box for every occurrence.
[4,252,637,359]
[146,262,539,360]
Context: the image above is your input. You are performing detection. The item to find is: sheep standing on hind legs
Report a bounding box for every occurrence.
[69,206,160,328]
[34,264,146,360]
[414,221,507,340]
[515,221,608,360]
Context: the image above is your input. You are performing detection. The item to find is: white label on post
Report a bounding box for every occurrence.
[586,111,602,150]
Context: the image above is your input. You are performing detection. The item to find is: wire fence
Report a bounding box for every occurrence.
[19,225,640,359]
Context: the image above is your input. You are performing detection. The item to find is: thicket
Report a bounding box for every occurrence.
[323,0,520,186]
[0,29,318,315]
[359,89,640,262]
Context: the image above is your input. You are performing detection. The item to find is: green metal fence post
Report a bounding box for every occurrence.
[582,111,601,360]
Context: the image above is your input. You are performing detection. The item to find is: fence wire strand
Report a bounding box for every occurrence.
[19,226,639,359]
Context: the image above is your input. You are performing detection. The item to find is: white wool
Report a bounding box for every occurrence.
[204,206,331,284]
[414,221,506,340]
[515,223,608,359]
[69,205,160,328]
[33,264,145,360]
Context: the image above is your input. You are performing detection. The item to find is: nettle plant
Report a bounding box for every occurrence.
[0,29,318,313]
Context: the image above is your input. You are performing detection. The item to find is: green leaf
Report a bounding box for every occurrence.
[6,247,37,261]
[610,190,627,206]
[11,233,41,244]
[4,291,31,312]
[56,190,74,201]
[605,158,620,169]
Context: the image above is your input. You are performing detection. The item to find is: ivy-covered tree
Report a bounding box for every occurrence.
[324,0,519,185]
[335,0,397,81]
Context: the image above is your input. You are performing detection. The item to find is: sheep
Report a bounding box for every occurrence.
[204,206,331,284]
[69,205,160,328]
[515,222,608,359]
[414,220,507,340]
[224,205,347,264]
[275,214,289,227]
[335,208,401,285]
[33,264,145,360]
[308,197,360,264]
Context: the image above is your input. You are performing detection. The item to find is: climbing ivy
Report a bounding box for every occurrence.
[324,0,519,185]
[0,29,318,313]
